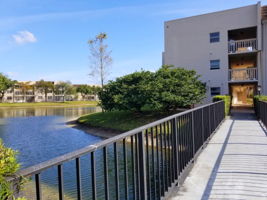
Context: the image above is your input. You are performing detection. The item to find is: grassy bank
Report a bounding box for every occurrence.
[0,101,98,108]
[78,110,178,132]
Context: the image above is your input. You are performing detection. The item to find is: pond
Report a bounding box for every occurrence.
[0,106,107,199]
[0,106,156,200]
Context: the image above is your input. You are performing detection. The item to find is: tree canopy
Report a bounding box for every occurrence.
[0,73,15,102]
[99,66,206,112]
[35,80,54,102]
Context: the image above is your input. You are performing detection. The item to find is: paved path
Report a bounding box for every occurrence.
[170,109,267,200]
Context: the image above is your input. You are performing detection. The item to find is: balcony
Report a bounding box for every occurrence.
[228,67,258,82]
[228,38,257,54]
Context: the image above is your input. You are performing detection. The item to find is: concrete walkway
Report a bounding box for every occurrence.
[170,109,267,200]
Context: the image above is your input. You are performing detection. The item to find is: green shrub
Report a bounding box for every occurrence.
[213,95,231,116]
[0,139,26,200]
[99,66,206,112]
[254,95,267,102]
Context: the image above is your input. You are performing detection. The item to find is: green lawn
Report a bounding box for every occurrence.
[0,101,98,108]
[78,110,177,132]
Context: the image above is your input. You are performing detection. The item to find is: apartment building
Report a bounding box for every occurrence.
[163,2,267,106]
[2,81,98,103]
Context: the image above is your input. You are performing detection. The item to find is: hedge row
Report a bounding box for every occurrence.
[254,95,267,102]
[212,95,231,116]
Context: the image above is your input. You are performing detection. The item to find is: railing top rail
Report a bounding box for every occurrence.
[229,67,257,71]
[9,101,223,180]
[228,38,257,43]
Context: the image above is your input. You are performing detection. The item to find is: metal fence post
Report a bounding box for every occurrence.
[213,104,217,129]
[209,105,211,136]
[201,108,204,145]
[191,112,195,159]
[138,131,147,200]
[172,118,179,180]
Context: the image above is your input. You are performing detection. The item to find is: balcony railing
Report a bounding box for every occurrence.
[8,101,225,200]
[228,38,257,54]
[228,67,258,82]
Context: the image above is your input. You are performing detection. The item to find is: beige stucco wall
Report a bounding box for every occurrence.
[163,4,260,102]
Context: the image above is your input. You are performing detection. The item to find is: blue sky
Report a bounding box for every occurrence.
[0,0,266,84]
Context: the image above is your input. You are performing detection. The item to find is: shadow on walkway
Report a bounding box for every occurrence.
[201,107,267,200]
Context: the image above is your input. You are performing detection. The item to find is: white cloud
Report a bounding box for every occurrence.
[12,30,37,45]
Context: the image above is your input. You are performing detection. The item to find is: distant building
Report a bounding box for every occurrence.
[163,2,267,106]
[2,81,99,103]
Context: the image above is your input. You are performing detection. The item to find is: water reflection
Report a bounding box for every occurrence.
[0,106,101,119]
[0,106,102,168]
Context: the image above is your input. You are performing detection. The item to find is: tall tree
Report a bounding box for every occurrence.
[76,85,92,101]
[35,80,54,102]
[54,81,73,102]
[88,33,112,88]
[91,85,101,96]
[18,82,34,102]
[0,73,15,103]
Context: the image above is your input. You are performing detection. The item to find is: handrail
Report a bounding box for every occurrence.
[11,101,223,179]
[9,101,225,200]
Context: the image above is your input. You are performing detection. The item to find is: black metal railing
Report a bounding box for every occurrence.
[10,101,225,200]
[255,100,267,127]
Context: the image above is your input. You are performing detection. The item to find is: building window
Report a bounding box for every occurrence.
[38,96,43,99]
[210,87,221,96]
[7,97,12,100]
[210,60,220,70]
[15,91,23,95]
[48,96,53,100]
[210,32,220,43]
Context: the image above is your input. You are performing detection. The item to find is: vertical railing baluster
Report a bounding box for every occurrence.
[214,104,217,127]
[103,147,109,200]
[91,152,97,200]
[131,136,136,200]
[151,128,156,199]
[201,108,204,146]
[172,117,179,180]
[156,125,161,199]
[135,134,140,199]
[164,122,168,190]
[123,139,129,200]
[114,142,119,200]
[138,131,147,200]
[76,157,82,200]
[167,121,172,186]
[58,165,64,200]
[180,116,184,172]
[146,130,151,200]
[35,173,42,200]
[160,124,165,195]
[191,112,195,161]
[209,106,211,136]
